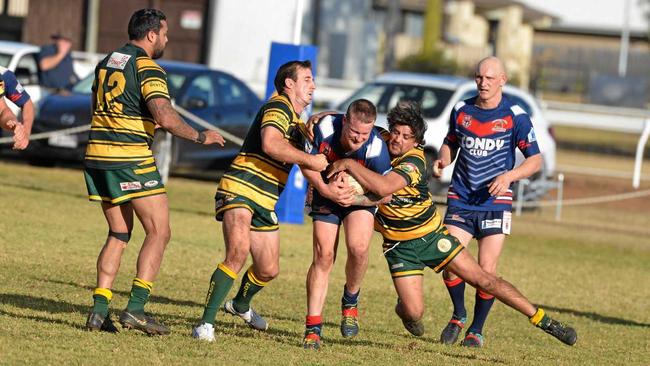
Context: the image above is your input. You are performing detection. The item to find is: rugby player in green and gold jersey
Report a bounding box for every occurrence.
[83,9,225,335]
[326,101,577,346]
[192,61,329,342]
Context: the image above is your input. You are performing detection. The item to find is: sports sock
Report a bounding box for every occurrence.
[341,285,360,308]
[232,266,268,313]
[444,277,467,320]
[468,289,495,334]
[125,278,153,314]
[92,288,112,317]
[201,263,237,325]
[529,307,551,329]
[305,315,322,336]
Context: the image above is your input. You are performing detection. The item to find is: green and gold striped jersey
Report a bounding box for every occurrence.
[217,93,307,211]
[84,43,170,169]
[375,146,444,241]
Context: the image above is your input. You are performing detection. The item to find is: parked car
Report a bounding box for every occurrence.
[0,40,100,112]
[25,60,262,171]
[336,72,557,199]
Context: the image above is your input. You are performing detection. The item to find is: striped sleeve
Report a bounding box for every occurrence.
[260,101,291,135]
[0,76,5,99]
[393,154,424,187]
[136,57,169,102]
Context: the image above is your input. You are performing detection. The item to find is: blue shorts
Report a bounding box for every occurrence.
[443,206,511,239]
[309,201,376,225]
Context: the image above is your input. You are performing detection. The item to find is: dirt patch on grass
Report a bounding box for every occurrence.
[559,173,650,212]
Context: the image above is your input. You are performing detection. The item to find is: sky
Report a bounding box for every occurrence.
[519,0,649,31]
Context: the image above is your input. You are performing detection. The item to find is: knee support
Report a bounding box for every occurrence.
[108,230,131,243]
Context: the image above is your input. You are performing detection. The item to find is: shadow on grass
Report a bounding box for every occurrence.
[0,292,232,331]
[540,304,650,328]
[0,293,88,315]
[0,180,88,200]
[43,278,205,308]
[0,309,87,331]
[0,180,210,217]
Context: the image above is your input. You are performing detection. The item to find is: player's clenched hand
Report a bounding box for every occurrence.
[202,130,226,146]
[432,159,445,179]
[7,121,28,150]
[305,111,337,142]
[328,172,355,207]
[488,172,513,196]
[306,153,328,172]
[325,159,350,179]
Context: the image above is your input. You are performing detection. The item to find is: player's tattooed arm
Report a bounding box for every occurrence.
[351,191,392,207]
[147,98,224,145]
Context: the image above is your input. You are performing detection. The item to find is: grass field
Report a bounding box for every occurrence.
[1,159,649,365]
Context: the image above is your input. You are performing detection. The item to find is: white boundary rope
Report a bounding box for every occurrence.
[0,103,245,147]
[0,125,90,144]
[3,106,648,209]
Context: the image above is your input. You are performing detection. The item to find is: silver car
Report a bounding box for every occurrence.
[337,72,557,199]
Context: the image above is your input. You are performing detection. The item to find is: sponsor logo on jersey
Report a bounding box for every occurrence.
[527,128,537,142]
[502,211,512,234]
[462,114,472,128]
[481,219,502,230]
[319,142,337,162]
[401,162,417,174]
[492,119,507,132]
[107,52,132,70]
[15,83,24,93]
[144,180,159,188]
[391,263,404,269]
[120,181,142,191]
[437,238,452,253]
[270,212,278,224]
[460,136,505,157]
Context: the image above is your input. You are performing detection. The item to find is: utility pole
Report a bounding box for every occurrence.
[383,0,400,71]
[422,0,442,56]
[618,0,631,77]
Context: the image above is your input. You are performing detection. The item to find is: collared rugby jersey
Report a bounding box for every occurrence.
[444,96,540,211]
[217,93,308,211]
[307,114,391,208]
[84,43,170,169]
[375,145,444,241]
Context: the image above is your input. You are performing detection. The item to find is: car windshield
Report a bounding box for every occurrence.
[71,71,188,98]
[0,53,12,67]
[338,82,454,118]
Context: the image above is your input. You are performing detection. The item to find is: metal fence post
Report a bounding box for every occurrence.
[555,173,564,221]
[152,130,172,184]
[633,118,650,189]
[515,179,527,216]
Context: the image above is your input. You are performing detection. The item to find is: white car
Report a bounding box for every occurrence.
[0,40,101,115]
[336,72,556,199]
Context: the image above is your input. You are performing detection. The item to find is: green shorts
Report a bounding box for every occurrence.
[383,228,464,278]
[84,161,166,205]
[215,192,279,231]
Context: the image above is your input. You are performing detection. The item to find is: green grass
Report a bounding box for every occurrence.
[0,161,649,365]
[554,125,649,157]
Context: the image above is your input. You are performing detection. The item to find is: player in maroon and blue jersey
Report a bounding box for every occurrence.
[433,56,543,348]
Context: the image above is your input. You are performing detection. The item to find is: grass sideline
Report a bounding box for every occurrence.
[0,161,648,365]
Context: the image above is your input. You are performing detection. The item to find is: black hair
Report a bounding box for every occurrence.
[273,60,312,94]
[387,101,427,144]
[128,9,166,40]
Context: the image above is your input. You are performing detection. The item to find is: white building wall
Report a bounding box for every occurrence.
[206,0,304,89]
